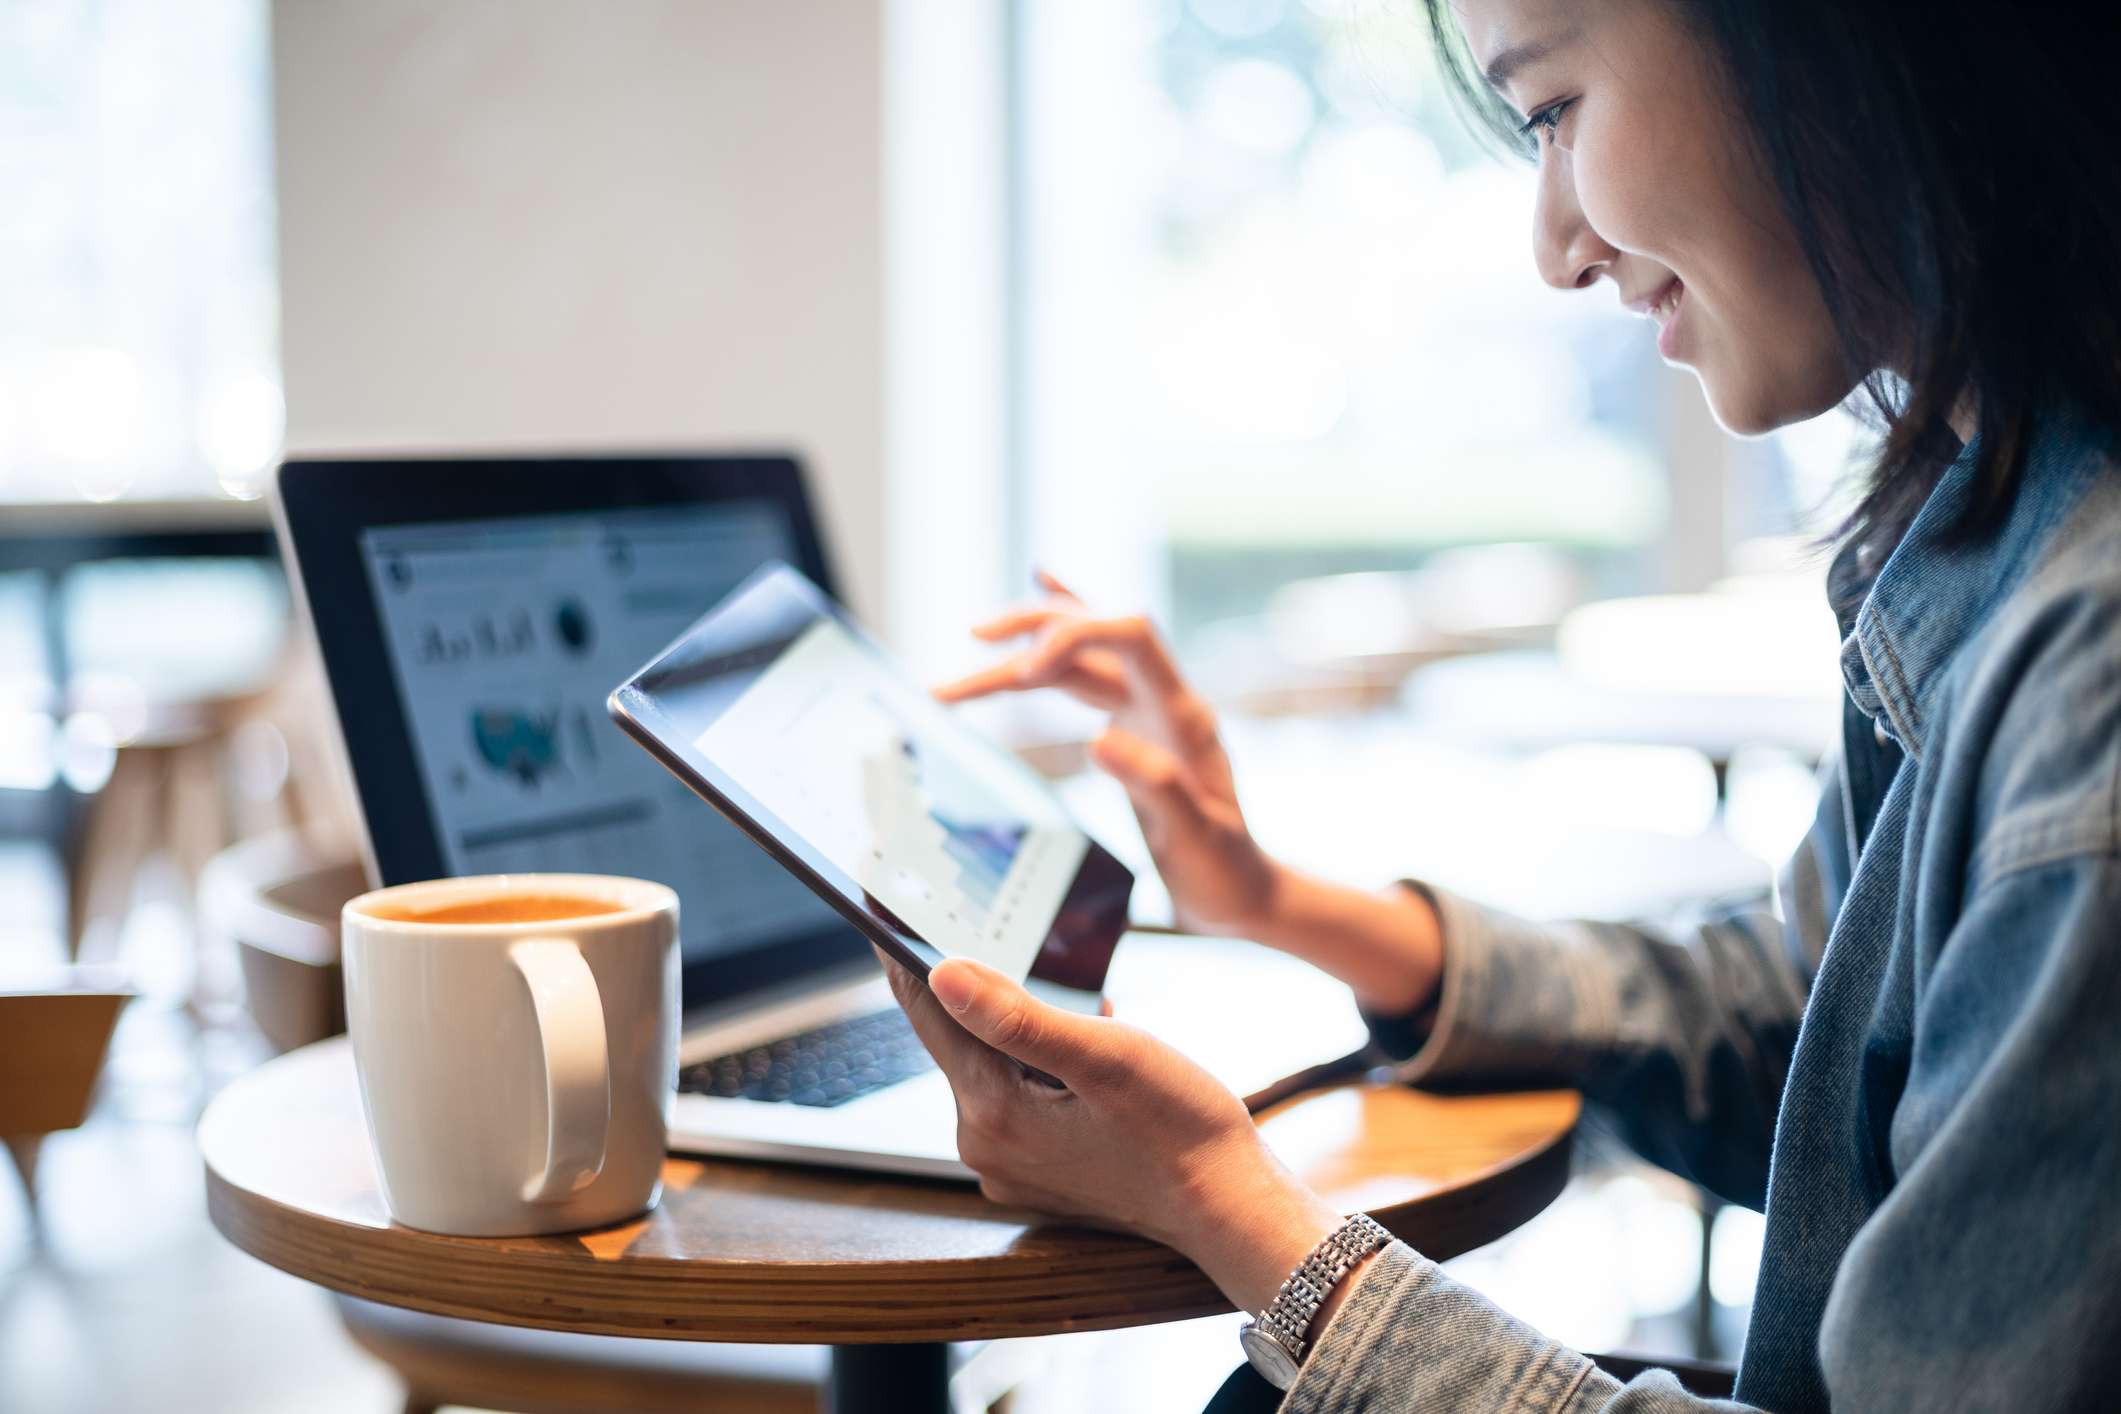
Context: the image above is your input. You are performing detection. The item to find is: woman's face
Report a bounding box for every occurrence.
[1453,0,1854,434]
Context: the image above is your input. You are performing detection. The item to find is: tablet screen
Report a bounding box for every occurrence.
[614,563,1130,992]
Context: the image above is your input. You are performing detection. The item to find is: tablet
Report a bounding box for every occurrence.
[607,562,1132,998]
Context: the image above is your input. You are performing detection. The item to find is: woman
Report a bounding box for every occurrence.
[883,0,2121,1408]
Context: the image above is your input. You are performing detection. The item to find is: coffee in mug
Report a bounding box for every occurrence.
[367,894,626,925]
[341,873,678,1236]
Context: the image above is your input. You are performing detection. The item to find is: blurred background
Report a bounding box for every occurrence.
[1,1,1866,1410]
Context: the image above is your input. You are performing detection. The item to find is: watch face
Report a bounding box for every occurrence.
[1240,1323,1302,1390]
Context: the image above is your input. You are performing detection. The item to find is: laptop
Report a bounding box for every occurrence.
[274,453,1364,1180]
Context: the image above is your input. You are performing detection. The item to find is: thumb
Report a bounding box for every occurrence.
[929,958,1128,1092]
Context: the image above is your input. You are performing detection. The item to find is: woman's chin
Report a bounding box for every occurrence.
[1695,369,1833,439]
[1694,352,1862,439]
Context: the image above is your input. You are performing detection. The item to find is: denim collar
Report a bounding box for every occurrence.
[1829,405,2106,761]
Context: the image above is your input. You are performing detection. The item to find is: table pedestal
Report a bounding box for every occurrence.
[830,1343,952,1414]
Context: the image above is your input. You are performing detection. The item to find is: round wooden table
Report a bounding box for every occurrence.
[202,1038,1577,1413]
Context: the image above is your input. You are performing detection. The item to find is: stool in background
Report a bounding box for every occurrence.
[64,690,264,962]
[63,635,360,1040]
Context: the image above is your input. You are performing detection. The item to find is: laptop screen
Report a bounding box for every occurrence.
[356,502,846,970]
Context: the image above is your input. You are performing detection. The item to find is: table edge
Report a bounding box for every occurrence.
[201,1082,1577,1344]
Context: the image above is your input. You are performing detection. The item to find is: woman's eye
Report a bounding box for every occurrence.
[1518,99,1575,148]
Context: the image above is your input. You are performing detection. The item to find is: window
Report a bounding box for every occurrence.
[1010,0,1861,683]
[1,0,279,502]
[1015,2,1673,640]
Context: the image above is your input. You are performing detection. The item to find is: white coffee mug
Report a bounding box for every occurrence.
[341,873,679,1236]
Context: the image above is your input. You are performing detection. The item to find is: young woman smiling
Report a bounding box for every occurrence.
[883,0,2121,1408]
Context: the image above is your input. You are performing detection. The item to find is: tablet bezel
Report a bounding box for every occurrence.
[273,453,876,1010]
[608,562,1133,1000]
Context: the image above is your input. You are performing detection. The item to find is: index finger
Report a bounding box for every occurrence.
[932,661,1032,704]
[971,606,1071,643]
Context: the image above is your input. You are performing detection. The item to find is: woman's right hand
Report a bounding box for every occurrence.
[937,571,1447,1017]
[935,571,1278,938]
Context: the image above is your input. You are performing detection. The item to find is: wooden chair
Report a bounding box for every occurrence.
[0,978,132,1230]
[206,832,835,1413]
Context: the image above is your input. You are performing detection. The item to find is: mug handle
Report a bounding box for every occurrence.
[509,939,610,1203]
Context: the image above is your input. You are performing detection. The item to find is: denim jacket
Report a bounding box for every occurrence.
[1287,407,2121,1413]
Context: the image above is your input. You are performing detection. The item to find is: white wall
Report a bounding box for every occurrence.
[271,0,886,618]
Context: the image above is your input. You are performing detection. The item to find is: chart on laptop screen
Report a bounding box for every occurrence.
[695,616,1088,979]
[358,504,840,960]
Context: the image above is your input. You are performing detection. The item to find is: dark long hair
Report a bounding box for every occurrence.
[1422,0,2121,558]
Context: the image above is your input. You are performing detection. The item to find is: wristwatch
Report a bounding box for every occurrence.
[1239,1212,1394,1390]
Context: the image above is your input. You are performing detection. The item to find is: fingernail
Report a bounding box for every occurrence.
[930,964,975,1014]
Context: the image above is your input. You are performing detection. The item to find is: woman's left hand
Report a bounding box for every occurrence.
[881,952,1344,1315]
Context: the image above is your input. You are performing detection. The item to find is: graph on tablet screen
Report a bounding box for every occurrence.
[694,616,1088,979]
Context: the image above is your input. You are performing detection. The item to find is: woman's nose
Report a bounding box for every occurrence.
[1532,152,1617,291]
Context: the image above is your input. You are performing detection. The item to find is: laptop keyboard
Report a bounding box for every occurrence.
[679,1008,937,1108]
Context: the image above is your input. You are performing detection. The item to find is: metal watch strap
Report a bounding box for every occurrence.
[1241,1212,1393,1387]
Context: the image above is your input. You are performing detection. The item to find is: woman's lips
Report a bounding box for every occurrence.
[1649,278,1686,359]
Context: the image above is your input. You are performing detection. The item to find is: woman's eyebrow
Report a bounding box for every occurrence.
[1482,29,1579,96]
